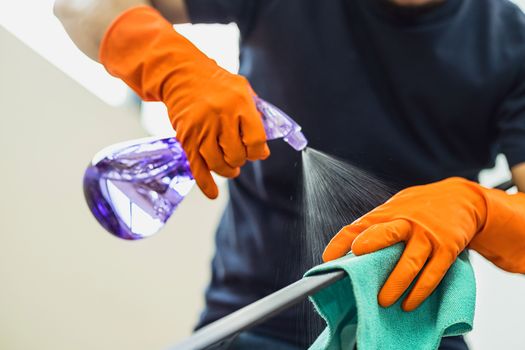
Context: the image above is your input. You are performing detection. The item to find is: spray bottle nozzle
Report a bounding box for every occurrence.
[254,96,308,151]
[284,130,308,151]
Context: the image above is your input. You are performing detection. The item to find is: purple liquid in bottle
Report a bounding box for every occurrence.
[83,97,307,240]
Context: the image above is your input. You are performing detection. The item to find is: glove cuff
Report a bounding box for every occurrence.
[99,5,211,101]
[470,186,525,273]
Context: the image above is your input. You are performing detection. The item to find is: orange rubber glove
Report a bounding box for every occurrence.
[99,6,269,199]
[323,177,525,311]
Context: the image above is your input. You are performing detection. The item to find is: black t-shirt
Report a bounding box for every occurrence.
[185,0,525,347]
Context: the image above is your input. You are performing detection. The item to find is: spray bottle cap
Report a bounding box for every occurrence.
[254,96,308,151]
[284,130,308,151]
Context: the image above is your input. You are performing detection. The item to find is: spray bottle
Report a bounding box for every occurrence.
[83,97,307,240]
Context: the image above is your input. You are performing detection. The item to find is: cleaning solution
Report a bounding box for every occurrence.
[83,97,307,240]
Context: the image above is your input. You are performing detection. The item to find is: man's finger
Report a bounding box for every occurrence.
[351,219,411,256]
[200,136,241,178]
[401,250,455,311]
[378,232,431,308]
[240,109,270,161]
[219,117,247,168]
[323,225,364,262]
[186,149,219,199]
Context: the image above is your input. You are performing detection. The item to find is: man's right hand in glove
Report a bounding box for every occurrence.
[55,2,270,199]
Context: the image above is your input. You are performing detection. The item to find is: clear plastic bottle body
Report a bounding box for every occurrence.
[84,138,194,240]
[83,97,307,240]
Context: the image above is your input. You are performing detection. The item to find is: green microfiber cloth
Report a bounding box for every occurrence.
[305,244,475,350]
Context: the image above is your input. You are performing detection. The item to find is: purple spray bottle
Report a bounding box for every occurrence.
[83,96,308,240]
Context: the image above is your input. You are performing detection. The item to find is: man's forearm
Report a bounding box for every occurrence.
[511,163,525,192]
[54,0,189,61]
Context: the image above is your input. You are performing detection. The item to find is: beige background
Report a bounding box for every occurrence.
[0,27,225,350]
[1,21,524,350]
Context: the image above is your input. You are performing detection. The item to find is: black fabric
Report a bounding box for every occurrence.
[185,0,525,348]
[184,0,261,35]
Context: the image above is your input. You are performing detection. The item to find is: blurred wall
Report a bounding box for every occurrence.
[1,19,525,350]
[0,27,225,350]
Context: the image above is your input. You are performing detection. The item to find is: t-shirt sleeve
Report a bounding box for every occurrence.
[498,69,525,167]
[185,0,260,33]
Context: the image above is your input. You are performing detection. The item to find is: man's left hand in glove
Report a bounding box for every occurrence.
[323,177,525,311]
